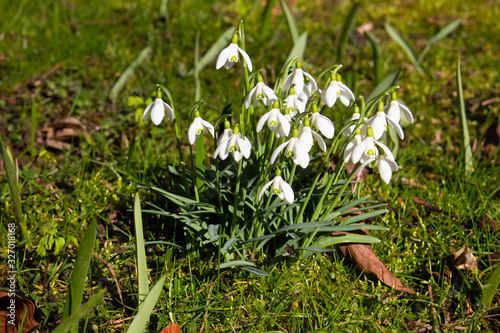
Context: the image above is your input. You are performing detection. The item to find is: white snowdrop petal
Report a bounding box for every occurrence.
[270,141,288,164]
[142,102,154,122]
[311,130,327,152]
[316,115,335,139]
[258,179,275,201]
[257,111,272,132]
[216,47,231,69]
[151,102,165,126]
[378,159,393,184]
[399,103,414,123]
[280,180,295,204]
[386,114,404,140]
[238,46,253,71]
[351,140,368,164]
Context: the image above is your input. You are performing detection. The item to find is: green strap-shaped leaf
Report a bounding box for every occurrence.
[280,0,299,44]
[134,193,149,305]
[219,260,256,269]
[285,32,307,65]
[63,220,97,332]
[310,234,381,249]
[419,19,462,63]
[367,71,399,101]
[456,56,473,176]
[337,2,360,61]
[52,289,106,333]
[126,275,167,333]
[384,24,425,74]
[109,46,152,101]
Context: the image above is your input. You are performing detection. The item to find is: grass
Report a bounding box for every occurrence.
[1,0,499,331]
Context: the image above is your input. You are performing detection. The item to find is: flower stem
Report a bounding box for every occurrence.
[230,160,243,238]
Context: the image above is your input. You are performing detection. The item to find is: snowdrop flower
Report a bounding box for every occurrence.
[282,60,317,97]
[258,169,294,204]
[188,110,215,145]
[385,92,414,124]
[298,117,326,152]
[245,74,277,108]
[343,105,367,137]
[257,100,291,138]
[321,72,354,107]
[217,120,233,144]
[142,91,174,126]
[284,86,305,116]
[216,33,253,71]
[343,128,364,163]
[351,127,392,164]
[373,155,398,184]
[214,125,251,161]
[309,104,335,139]
[270,127,310,168]
[367,100,404,140]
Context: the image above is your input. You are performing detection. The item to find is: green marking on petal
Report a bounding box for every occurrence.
[286,150,295,157]
[229,145,236,152]
[273,188,280,195]
[197,129,204,135]
[367,149,375,156]
[230,56,238,62]
[257,93,264,99]
[270,120,277,127]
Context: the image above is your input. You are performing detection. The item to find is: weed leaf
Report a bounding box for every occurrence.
[337,2,360,61]
[419,19,462,62]
[134,193,149,305]
[285,32,307,65]
[384,24,425,73]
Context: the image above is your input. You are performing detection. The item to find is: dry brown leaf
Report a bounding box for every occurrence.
[158,323,180,333]
[447,245,477,271]
[0,292,37,333]
[333,231,415,294]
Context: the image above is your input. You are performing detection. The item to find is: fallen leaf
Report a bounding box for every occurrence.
[0,292,38,333]
[447,245,477,271]
[334,230,415,294]
[158,323,179,333]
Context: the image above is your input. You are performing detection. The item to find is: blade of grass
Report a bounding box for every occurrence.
[109,46,152,102]
[384,23,425,74]
[63,220,97,333]
[52,289,106,333]
[134,193,149,305]
[419,19,462,63]
[280,0,299,44]
[365,31,382,84]
[456,56,473,176]
[125,275,167,333]
[0,133,28,242]
[337,2,359,62]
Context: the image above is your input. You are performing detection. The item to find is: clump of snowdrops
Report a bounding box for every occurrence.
[139,22,413,274]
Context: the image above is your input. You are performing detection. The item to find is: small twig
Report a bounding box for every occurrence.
[198,282,215,333]
[92,253,125,314]
[42,256,50,295]
[377,195,413,227]
[414,197,472,222]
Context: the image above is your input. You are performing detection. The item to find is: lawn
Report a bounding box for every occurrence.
[1,0,499,332]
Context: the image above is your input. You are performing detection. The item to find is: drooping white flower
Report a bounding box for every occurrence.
[216,33,253,72]
[367,100,404,140]
[309,104,335,139]
[217,120,233,144]
[351,126,393,164]
[373,155,398,184]
[258,169,294,204]
[284,86,305,116]
[282,60,317,97]
[384,92,414,124]
[343,128,364,163]
[321,72,355,107]
[142,95,174,126]
[256,100,291,138]
[343,105,367,137]
[245,74,277,109]
[270,128,310,168]
[214,125,251,161]
[298,117,326,152]
[188,110,215,145]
